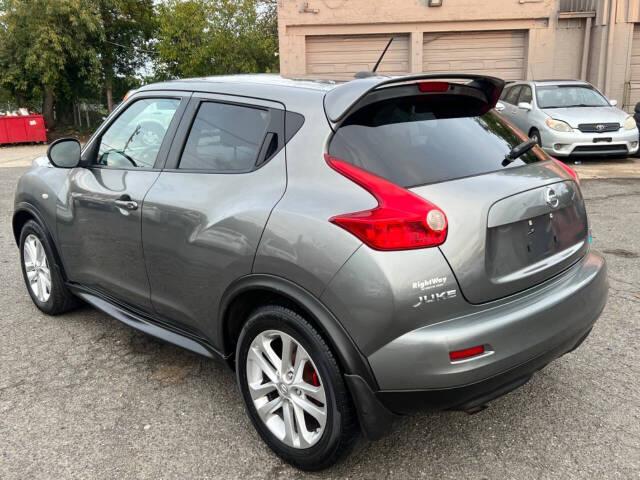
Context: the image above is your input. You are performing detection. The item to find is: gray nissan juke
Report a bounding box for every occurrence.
[13,73,608,470]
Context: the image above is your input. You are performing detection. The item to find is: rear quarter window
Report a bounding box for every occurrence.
[328,95,543,188]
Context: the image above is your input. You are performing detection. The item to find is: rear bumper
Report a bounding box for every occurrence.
[345,322,594,440]
[368,251,607,391]
[541,127,639,157]
[347,252,607,438]
[376,324,592,414]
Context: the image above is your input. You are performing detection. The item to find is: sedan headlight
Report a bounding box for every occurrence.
[623,116,637,130]
[546,118,573,132]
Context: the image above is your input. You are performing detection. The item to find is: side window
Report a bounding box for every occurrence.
[518,86,533,104]
[499,86,511,101]
[504,86,522,105]
[96,98,180,169]
[179,101,271,171]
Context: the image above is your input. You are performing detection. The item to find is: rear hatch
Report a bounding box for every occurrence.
[327,76,588,304]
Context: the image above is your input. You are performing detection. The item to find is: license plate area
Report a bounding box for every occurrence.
[486,204,587,280]
[593,137,612,143]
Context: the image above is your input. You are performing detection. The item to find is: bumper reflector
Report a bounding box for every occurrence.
[449,345,485,361]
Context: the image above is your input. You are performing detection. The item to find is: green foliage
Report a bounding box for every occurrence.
[95,0,155,110]
[0,0,280,125]
[156,0,279,78]
[97,0,155,77]
[0,0,102,102]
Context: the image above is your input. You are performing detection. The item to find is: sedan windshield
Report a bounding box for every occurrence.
[536,85,610,109]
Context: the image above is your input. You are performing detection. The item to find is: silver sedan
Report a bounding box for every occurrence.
[496,80,639,157]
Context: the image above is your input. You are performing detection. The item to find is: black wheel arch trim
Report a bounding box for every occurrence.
[219,273,379,391]
[13,202,68,281]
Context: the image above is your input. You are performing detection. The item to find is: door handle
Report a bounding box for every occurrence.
[114,196,138,211]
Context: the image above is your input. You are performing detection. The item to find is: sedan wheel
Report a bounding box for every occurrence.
[530,130,541,146]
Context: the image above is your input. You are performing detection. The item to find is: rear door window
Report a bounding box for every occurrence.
[328,95,544,188]
[179,101,271,171]
[499,86,511,100]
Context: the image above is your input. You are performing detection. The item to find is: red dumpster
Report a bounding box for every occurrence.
[0,114,47,145]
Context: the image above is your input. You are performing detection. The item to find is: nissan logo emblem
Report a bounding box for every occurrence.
[545,187,559,208]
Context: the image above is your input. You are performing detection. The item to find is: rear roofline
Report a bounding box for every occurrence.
[324,74,505,123]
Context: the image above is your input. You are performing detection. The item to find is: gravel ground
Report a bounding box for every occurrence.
[1,146,639,479]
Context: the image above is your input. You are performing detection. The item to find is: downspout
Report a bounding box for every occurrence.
[604,0,617,96]
[580,16,592,80]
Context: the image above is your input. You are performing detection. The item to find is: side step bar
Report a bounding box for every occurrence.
[69,284,225,360]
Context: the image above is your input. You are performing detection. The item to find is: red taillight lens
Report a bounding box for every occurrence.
[551,157,581,186]
[417,81,450,92]
[449,345,485,361]
[325,154,448,250]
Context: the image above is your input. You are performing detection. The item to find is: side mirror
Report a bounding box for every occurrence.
[47,138,81,168]
[609,99,618,106]
[518,102,532,111]
[495,101,506,112]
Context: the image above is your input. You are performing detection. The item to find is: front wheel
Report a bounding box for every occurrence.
[236,305,358,470]
[19,220,78,315]
[529,128,542,147]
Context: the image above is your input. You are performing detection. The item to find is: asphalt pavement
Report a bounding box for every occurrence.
[1,145,638,479]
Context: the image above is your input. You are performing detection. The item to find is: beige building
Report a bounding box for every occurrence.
[277,0,640,111]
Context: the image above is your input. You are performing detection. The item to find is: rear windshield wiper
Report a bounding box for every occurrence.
[502,139,537,166]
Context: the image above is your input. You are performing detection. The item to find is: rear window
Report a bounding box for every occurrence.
[328,95,543,187]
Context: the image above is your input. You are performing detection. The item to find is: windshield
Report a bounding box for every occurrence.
[328,95,544,188]
[536,85,609,108]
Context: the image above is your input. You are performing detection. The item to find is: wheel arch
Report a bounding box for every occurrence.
[219,274,378,390]
[12,203,67,281]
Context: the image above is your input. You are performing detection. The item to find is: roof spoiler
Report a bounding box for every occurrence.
[324,74,505,123]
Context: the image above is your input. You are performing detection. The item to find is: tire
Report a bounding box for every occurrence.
[236,305,358,470]
[529,128,541,147]
[19,220,79,315]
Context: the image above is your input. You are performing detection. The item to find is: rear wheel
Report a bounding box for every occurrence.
[236,305,357,470]
[529,128,541,146]
[19,220,78,315]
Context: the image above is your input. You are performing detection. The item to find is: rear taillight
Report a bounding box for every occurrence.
[325,154,447,250]
[551,157,581,186]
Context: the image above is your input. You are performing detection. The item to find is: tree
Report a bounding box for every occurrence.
[155,0,278,79]
[0,0,102,126]
[95,0,155,112]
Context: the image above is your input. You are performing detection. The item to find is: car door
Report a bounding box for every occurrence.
[57,92,189,309]
[510,84,533,133]
[500,85,522,122]
[141,94,287,345]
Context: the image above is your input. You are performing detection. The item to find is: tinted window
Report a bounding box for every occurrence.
[504,86,522,105]
[97,98,180,168]
[499,86,511,100]
[519,86,533,104]
[179,102,271,171]
[536,85,609,108]
[328,95,543,187]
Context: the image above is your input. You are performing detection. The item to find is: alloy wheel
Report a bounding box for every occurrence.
[246,329,327,449]
[23,234,51,303]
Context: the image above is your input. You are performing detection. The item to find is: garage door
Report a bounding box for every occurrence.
[305,34,409,80]
[628,24,640,112]
[423,30,526,82]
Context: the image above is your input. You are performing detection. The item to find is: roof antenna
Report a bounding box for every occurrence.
[354,37,394,79]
